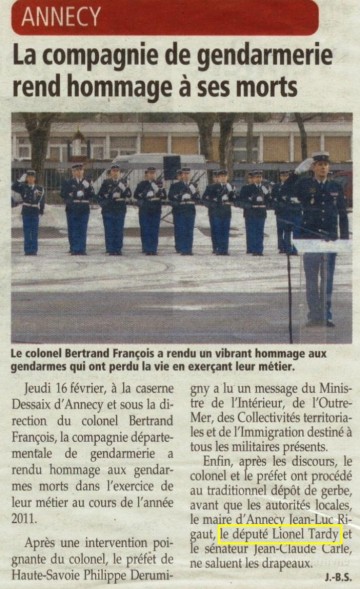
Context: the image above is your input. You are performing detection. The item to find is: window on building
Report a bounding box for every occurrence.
[294,136,320,161]
[110,136,137,158]
[17,137,31,160]
[263,136,289,162]
[172,137,198,155]
[324,136,351,162]
[141,136,167,153]
[87,137,105,160]
[233,136,259,162]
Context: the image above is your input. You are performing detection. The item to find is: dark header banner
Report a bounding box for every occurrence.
[12,0,319,36]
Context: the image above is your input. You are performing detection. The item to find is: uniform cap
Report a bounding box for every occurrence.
[181,167,191,173]
[312,151,330,163]
[26,169,36,176]
[218,169,228,175]
[71,163,84,169]
[279,169,291,175]
[146,166,156,172]
[110,163,121,170]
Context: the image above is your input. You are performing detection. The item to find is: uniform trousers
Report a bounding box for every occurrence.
[173,207,195,254]
[139,208,161,254]
[69,208,90,254]
[212,211,231,254]
[102,209,126,254]
[247,216,266,254]
[303,253,336,321]
[22,213,39,254]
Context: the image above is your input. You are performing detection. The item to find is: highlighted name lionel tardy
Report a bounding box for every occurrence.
[12,0,319,36]
[218,524,343,546]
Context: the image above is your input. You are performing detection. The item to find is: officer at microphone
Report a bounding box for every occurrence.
[293,151,349,327]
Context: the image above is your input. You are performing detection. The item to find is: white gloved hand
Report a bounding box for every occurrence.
[151,182,159,192]
[290,197,299,204]
[82,180,90,188]
[19,173,27,182]
[222,195,229,202]
[118,182,126,192]
[189,184,197,195]
[147,191,154,198]
[182,193,191,201]
[226,183,233,192]
[295,157,313,175]
[76,190,84,197]
[261,185,269,195]
[113,192,121,199]
[256,196,263,203]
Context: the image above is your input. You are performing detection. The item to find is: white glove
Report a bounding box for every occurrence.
[76,190,84,197]
[295,157,313,175]
[182,193,191,201]
[226,183,233,192]
[189,184,197,195]
[19,173,27,182]
[151,182,158,192]
[113,192,121,199]
[222,195,229,202]
[146,191,154,198]
[82,180,90,188]
[290,197,299,204]
[261,185,269,195]
[256,196,263,203]
[118,182,126,192]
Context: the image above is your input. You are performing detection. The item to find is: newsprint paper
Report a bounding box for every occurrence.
[1,0,359,588]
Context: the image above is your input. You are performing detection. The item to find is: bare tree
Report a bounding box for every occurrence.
[187,113,217,159]
[245,113,255,163]
[218,113,239,177]
[293,113,321,160]
[21,113,58,184]
[293,113,308,160]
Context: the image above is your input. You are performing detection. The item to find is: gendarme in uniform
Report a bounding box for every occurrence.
[202,169,234,255]
[60,163,94,255]
[12,169,45,255]
[98,164,132,255]
[294,151,349,327]
[168,167,200,255]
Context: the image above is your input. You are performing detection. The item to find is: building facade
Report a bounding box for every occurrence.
[12,117,352,165]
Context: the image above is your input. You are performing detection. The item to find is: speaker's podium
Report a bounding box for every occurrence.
[292,239,352,343]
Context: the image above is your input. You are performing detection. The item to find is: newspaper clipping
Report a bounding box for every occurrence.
[2,0,359,587]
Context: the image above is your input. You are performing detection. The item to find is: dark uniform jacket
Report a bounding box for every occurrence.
[271,181,302,218]
[60,177,94,214]
[168,181,200,214]
[294,177,349,240]
[12,180,45,217]
[98,177,132,213]
[202,182,234,217]
[134,180,166,211]
[235,183,270,218]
